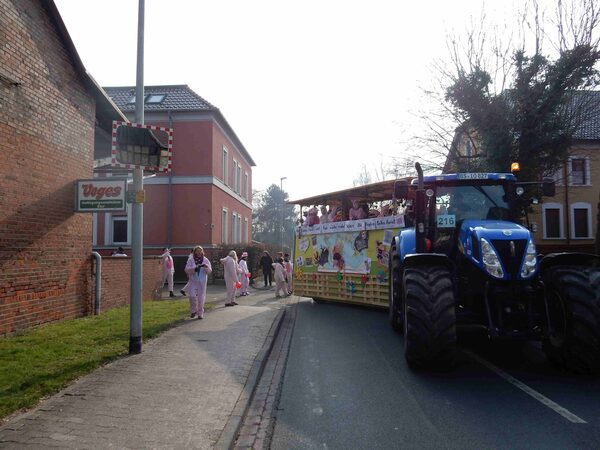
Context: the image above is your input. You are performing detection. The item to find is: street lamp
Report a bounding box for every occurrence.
[280,176,287,253]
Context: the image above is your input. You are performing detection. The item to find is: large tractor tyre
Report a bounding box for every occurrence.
[388,244,403,333]
[542,265,600,374]
[403,266,456,369]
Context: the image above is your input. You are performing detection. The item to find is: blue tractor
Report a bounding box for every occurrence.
[389,163,600,372]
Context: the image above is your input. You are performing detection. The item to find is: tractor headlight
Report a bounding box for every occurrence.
[481,238,504,279]
[520,240,537,278]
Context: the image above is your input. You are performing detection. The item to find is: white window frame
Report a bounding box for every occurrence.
[92,213,98,246]
[568,156,591,186]
[243,172,248,198]
[237,164,242,194]
[570,202,593,239]
[222,208,228,244]
[232,159,241,193]
[110,215,130,245]
[237,215,242,243]
[244,217,248,243]
[232,213,238,244]
[222,146,229,186]
[542,202,564,239]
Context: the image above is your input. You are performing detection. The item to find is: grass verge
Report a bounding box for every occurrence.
[0,299,204,421]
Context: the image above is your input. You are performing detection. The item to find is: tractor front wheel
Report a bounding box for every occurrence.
[543,265,600,374]
[403,266,456,369]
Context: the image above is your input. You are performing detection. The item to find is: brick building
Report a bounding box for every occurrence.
[0,0,127,334]
[94,85,256,266]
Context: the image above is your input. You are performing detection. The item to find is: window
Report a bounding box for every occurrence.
[145,94,166,104]
[222,147,228,185]
[243,172,248,199]
[111,216,129,244]
[542,203,564,239]
[237,215,242,243]
[232,160,241,193]
[127,94,167,104]
[569,157,590,186]
[570,202,592,239]
[232,213,238,244]
[92,213,97,246]
[222,209,228,244]
[244,217,248,243]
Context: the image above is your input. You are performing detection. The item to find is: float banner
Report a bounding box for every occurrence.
[298,215,405,236]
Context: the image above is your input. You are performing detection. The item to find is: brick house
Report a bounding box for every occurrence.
[0,0,130,334]
[445,92,600,253]
[94,85,256,272]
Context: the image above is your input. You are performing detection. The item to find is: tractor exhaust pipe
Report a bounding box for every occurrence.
[414,162,426,253]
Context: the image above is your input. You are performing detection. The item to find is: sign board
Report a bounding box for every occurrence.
[75,178,127,212]
[111,121,173,172]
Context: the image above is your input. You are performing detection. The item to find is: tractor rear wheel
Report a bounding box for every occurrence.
[403,266,456,369]
[388,242,403,333]
[543,265,600,374]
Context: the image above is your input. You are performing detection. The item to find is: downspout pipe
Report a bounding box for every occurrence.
[92,251,102,315]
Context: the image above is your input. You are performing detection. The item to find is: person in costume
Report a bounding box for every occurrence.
[184,246,212,319]
[221,250,241,306]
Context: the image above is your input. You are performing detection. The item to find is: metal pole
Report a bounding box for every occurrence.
[130,0,145,355]
[280,177,286,253]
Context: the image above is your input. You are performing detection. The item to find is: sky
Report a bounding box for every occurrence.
[54,0,532,201]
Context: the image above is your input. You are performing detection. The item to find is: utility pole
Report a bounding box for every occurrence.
[130,0,145,355]
[280,176,287,253]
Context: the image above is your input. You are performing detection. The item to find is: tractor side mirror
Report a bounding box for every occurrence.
[394,180,409,199]
[542,177,555,197]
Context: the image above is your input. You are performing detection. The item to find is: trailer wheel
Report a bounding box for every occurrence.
[403,266,456,369]
[543,265,600,374]
[388,243,403,333]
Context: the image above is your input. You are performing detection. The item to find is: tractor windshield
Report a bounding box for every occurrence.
[435,184,511,224]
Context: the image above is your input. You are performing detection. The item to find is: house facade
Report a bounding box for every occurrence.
[94,85,255,261]
[0,0,127,334]
[445,93,600,254]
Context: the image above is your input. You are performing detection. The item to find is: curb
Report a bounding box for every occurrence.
[214,307,287,450]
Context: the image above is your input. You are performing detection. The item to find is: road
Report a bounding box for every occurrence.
[270,299,600,450]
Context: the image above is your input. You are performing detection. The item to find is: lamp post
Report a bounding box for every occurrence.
[130,0,145,355]
[280,176,287,253]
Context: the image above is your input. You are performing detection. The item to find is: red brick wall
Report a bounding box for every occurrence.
[0,1,95,335]
[94,256,163,312]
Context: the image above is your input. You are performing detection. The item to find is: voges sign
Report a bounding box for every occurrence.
[75,179,127,212]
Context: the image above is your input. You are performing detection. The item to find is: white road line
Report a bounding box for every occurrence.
[462,349,587,424]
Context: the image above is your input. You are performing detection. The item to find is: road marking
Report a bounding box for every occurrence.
[463,350,587,424]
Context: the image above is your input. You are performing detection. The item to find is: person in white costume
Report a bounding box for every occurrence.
[184,246,212,319]
[161,247,175,298]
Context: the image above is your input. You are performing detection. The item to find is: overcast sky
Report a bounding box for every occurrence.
[55,0,531,201]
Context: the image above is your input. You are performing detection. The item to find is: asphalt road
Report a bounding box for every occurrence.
[270,299,600,450]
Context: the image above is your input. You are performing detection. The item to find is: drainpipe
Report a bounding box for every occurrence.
[564,163,570,245]
[167,110,174,247]
[92,251,102,314]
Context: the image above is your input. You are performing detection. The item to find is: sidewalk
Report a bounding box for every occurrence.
[0,284,292,449]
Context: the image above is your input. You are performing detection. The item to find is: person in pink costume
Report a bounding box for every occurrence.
[319,205,330,223]
[239,251,250,296]
[184,246,212,319]
[221,250,241,306]
[349,199,367,220]
[272,257,289,299]
[283,253,293,294]
[160,247,176,298]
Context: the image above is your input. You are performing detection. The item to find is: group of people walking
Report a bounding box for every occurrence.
[161,247,292,320]
[259,251,293,298]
